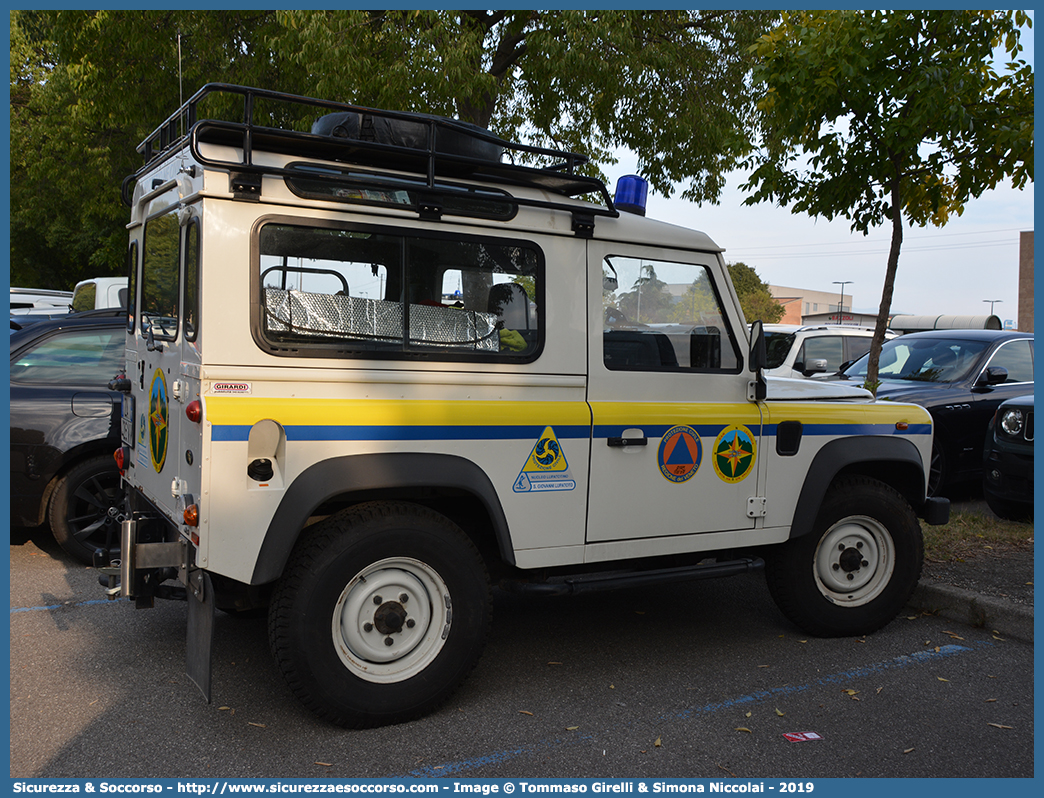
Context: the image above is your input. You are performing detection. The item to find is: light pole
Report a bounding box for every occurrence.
[833,281,852,324]
[983,299,1002,316]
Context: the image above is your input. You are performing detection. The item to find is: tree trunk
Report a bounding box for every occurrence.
[864,179,904,396]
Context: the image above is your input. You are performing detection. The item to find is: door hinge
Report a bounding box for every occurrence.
[746,497,767,518]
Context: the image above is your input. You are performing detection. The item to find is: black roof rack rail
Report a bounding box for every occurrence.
[126,84,619,232]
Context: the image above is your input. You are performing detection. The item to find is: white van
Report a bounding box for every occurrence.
[10,287,73,317]
[71,277,128,311]
[764,323,897,379]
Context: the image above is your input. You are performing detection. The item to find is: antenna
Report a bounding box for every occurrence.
[177,32,184,138]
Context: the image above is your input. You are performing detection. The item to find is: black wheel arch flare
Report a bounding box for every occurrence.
[789,436,927,540]
[251,452,513,584]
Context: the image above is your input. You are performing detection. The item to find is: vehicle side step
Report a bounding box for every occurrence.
[500,557,764,597]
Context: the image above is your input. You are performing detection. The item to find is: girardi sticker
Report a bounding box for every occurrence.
[513,426,576,493]
[211,382,252,395]
[148,369,169,473]
[657,425,702,483]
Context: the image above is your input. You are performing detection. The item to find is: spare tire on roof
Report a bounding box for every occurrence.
[311,111,504,163]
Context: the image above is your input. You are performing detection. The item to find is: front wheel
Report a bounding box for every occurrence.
[765,476,923,637]
[268,502,491,728]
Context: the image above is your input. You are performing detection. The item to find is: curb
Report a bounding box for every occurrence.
[908,580,1034,643]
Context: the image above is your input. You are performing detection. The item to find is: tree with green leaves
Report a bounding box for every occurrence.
[741,10,1033,393]
[617,263,674,324]
[10,10,772,291]
[277,10,772,200]
[10,10,302,289]
[727,262,785,323]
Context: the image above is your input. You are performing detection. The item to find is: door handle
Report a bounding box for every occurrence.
[607,436,647,447]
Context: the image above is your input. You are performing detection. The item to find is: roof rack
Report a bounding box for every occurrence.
[125,84,619,235]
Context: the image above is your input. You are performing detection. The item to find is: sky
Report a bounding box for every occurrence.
[637,172,1033,324]
[618,16,1035,327]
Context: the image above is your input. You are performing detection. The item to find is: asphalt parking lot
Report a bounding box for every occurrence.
[9,524,1034,781]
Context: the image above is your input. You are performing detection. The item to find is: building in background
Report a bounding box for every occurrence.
[769,285,854,325]
[1018,231,1033,332]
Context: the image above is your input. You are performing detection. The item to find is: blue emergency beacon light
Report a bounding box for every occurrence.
[614,175,648,216]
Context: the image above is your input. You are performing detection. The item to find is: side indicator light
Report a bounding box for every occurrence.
[184,504,199,527]
[895,422,909,431]
[186,400,203,423]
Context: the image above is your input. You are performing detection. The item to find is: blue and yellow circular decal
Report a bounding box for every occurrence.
[531,435,562,470]
[658,425,702,483]
[712,424,756,483]
[149,369,169,473]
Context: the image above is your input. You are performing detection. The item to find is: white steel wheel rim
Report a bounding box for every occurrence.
[332,557,451,684]
[813,516,895,607]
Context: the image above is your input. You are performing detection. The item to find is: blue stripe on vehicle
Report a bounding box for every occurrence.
[211,422,929,443]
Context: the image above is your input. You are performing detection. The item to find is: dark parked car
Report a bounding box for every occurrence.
[10,314,126,563]
[982,394,1034,521]
[840,329,1034,496]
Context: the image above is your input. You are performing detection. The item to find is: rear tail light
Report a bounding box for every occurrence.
[186,399,203,423]
[114,447,129,475]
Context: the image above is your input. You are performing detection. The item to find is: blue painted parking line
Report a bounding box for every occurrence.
[11,598,129,614]
[392,642,986,778]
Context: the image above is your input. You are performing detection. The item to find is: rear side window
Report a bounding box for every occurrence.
[985,339,1034,383]
[844,336,873,364]
[141,211,180,340]
[184,221,201,342]
[11,329,125,385]
[126,242,138,332]
[256,222,542,361]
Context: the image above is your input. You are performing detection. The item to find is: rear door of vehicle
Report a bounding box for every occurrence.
[125,195,202,526]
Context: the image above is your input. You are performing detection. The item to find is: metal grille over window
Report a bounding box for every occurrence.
[263,288,498,350]
[257,223,540,359]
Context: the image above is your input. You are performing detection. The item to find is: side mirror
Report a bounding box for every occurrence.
[977,366,1009,387]
[749,320,767,370]
[803,358,828,376]
[748,320,767,402]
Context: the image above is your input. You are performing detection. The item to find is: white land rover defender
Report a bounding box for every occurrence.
[105,84,949,729]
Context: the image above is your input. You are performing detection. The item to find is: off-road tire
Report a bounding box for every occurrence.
[765,476,923,637]
[48,455,125,565]
[268,501,492,728]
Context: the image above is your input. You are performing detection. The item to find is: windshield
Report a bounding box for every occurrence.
[764,331,796,369]
[844,336,988,383]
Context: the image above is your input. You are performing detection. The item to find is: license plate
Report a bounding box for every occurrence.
[121,394,135,449]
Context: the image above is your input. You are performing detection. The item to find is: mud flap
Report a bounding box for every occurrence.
[186,570,214,703]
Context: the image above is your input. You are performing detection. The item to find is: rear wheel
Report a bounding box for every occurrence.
[268,501,491,728]
[766,476,923,637]
[48,455,125,565]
